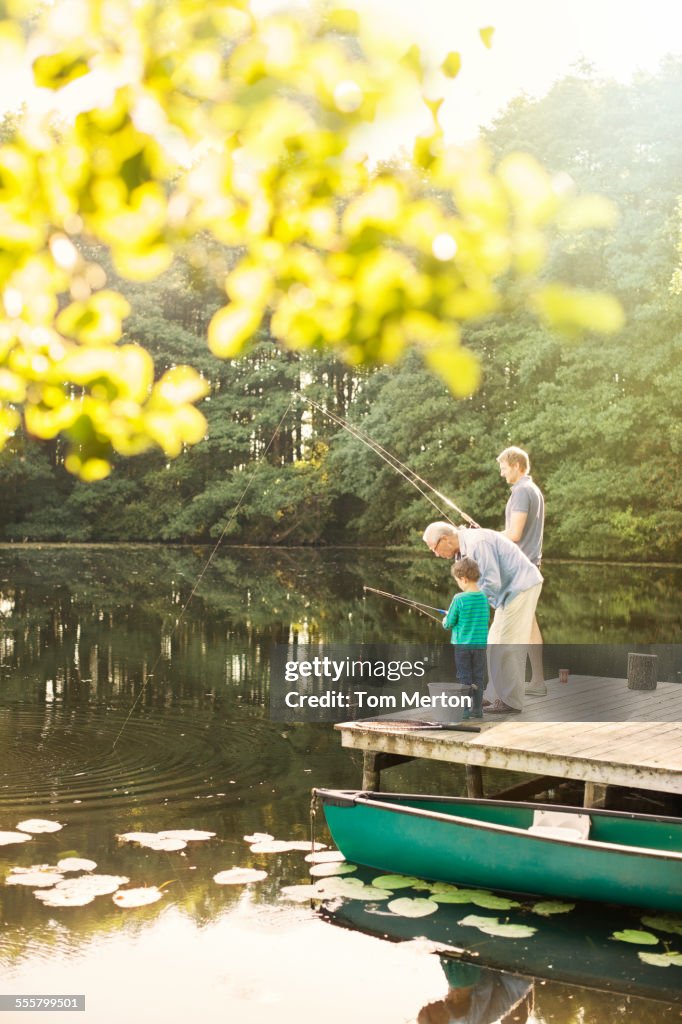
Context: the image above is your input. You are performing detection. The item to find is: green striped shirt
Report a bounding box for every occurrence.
[442,590,490,645]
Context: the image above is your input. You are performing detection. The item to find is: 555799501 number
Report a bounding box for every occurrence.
[0,995,85,1012]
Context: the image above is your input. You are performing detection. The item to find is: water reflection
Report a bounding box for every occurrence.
[418,961,532,1024]
[320,867,682,1020]
[0,545,681,1020]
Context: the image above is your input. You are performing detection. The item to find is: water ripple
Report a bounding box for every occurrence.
[0,706,282,815]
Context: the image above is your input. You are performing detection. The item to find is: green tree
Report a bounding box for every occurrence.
[483,60,682,559]
[0,0,621,480]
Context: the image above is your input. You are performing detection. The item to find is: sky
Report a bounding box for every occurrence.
[1,0,681,152]
[345,0,682,152]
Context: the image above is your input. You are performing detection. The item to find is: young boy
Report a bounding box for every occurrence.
[442,556,490,719]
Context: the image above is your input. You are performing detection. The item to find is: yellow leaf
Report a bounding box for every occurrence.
[0,21,24,67]
[343,181,404,236]
[76,457,111,482]
[400,44,423,76]
[512,228,546,274]
[0,406,20,446]
[0,369,26,402]
[226,264,273,306]
[479,26,494,49]
[497,153,557,225]
[25,400,81,440]
[56,292,131,346]
[534,285,625,335]
[424,344,481,397]
[557,195,619,232]
[326,8,360,34]
[441,52,461,79]
[112,244,173,281]
[33,48,90,90]
[208,304,262,358]
[154,366,209,406]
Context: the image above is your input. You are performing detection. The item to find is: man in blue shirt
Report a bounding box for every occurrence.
[497,446,546,696]
[422,522,543,713]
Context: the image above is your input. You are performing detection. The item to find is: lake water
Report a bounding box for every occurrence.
[0,546,681,1023]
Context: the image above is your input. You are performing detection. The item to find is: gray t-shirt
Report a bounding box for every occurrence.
[506,474,544,566]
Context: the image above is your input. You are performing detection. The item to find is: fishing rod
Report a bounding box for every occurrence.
[298,394,480,529]
[363,585,446,623]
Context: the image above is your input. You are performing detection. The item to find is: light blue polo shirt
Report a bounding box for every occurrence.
[456,528,543,610]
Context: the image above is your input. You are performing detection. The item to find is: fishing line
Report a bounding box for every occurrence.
[363,585,446,615]
[362,586,444,624]
[111,400,294,750]
[299,394,480,529]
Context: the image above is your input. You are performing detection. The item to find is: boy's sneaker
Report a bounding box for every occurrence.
[525,683,548,696]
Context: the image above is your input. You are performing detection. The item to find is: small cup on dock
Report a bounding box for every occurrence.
[558,668,570,685]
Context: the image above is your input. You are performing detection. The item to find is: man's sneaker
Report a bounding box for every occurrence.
[525,684,548,696]
[484,700,522,715]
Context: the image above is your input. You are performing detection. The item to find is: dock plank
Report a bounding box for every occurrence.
[336,675,682,795]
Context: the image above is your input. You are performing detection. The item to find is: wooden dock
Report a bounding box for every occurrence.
[335,674,682,807]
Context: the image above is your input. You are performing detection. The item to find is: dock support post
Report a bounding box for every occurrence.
[362,752,381,790]
[361,751,416,791]
[584,782,608,808]
[466,765,484,798]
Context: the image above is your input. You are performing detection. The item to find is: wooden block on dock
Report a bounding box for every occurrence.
[627,653,657,691]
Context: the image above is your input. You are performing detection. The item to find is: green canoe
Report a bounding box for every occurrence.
[315,789,682,912]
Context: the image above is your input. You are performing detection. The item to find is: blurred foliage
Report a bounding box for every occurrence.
[0,0,621,477]
[0,59,679,559]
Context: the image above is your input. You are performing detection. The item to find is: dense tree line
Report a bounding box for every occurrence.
[1,62,680,560]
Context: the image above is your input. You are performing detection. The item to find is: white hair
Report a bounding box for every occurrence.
[422,522,457,546]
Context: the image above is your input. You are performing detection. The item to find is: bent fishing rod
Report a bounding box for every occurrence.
[297,394,480,529]
[363,585,446,623]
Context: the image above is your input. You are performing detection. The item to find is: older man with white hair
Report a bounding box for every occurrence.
[422,522,543,714]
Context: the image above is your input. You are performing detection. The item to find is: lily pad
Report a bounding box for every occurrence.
[428,882,462,895]
[429,891,476,904]
[638,951,682,967]
[244,833,274,843]
[612,929,659,945]
[387,897,438,918]
[249,839,327,854]
[249,840,296,854]
[57,858,97,873]
[372,874,424,890]
[0,831,32,846]
[467,892,520,910]
[305,850,345,864]
[113,887,164,907]
[157,829,215,842]
[531,900,576,917]
[286,841,328,852]
[116,833,186,851]
[35,874,129,906]
[145,838,187,852]
[308,862,356,878]
[34,888,94,907]
[6,868,64,887]
[315,877,391,901]
[16,819,63,834]
[117,832,161,844]
[429,888,499,905]
[458,914,537,938]
[279,884,324,902]
[640,915,682,936]
[213,867,268,885]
